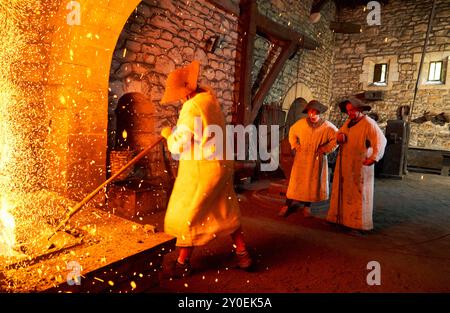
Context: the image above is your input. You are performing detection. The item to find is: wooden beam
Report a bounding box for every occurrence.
[256,13,319,50]
[205,0,240,16]
[311,0,331,13]
[235,0,257,125]
[235,1,319,126]
[330,21,361,34]
[249,41,298,123]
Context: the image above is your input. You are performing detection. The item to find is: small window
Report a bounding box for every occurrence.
[428,61,443,82]
[373,63,388,86]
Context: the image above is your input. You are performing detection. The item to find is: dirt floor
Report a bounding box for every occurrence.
[141,172,450,293]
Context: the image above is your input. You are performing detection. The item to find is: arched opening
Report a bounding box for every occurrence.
[106,92,174,219]
[44,0,143,200]
[276,82,313,179]
[283,97,308,139]
[103,0,240,218]
[281,82,313,138]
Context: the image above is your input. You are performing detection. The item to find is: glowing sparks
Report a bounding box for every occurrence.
[122,129,128,139]
[0,1,68,263]
[130,281,137,289]
[0,196,16,256]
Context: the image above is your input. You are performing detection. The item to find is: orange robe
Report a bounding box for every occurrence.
[164,91,241,246]
[327,116,387,230]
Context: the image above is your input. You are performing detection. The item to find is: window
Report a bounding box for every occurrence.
[428,61,443,82]
[373,63,388,86]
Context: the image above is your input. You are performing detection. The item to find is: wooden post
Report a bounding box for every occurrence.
[235,0,257,126]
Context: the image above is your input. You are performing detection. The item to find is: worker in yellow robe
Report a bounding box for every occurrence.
[160,60,252,278]
[279,100,338,217]
[327,97,387,232]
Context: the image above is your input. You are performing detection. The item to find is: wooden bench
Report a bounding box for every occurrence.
[442,151,450,176]
[407,148,450,176]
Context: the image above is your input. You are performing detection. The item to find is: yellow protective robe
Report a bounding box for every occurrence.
[286,118,338,202]
[327,116,387,231]
[164,91,241,247]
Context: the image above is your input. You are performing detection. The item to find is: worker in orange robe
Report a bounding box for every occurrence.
[160,60,253,278]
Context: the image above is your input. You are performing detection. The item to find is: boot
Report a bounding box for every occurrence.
[303,206,312,218]
[164,260,192,279]
[236,250,253,271]
[278,205,296,217]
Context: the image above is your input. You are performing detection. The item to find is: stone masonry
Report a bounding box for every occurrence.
[108,0,240,144]
[331,0,450,150]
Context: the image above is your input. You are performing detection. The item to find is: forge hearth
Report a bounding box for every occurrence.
[106,93,176,219]
[0,208,175,292]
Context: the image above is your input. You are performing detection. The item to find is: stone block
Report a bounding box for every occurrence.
[126,40,142,53]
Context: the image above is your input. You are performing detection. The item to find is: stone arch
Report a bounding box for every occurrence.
[45,0,142,198]
[281,82,314,112]
[112,92,156,151]
[283,97,308,138]
[281,82,313,138]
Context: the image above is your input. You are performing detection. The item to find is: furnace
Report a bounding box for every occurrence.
[0,198,175,292]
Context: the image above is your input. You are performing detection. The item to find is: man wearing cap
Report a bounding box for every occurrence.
[278,100,338,218]
[327,97,387,232]
[159,60,252,278]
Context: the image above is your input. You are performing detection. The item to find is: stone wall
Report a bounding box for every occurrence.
[110,0,338,139]
[331,0,450,150]
[108,0,240,149]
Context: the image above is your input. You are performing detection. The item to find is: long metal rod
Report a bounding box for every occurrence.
[337,145,343,226]
[408,0,437,123]
[48,137,164,240]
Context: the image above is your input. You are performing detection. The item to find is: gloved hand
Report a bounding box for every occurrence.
[363,158,376,166]
[337,132,347,144]
[317,145,327,154]
[161,127,172,139]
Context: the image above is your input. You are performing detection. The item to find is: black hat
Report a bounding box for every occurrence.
[338,96,371,113]
[302,100,328,114]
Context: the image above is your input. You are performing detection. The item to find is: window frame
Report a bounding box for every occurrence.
[372,63,388,86]
[427,61,444,83]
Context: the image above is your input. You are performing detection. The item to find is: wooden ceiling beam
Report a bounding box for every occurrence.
[205,0,240,16]
[330,21,361,33]
[249,41,298,123]
[311,0,331,13]
[256,13,319,50]
[235,0,257,126]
